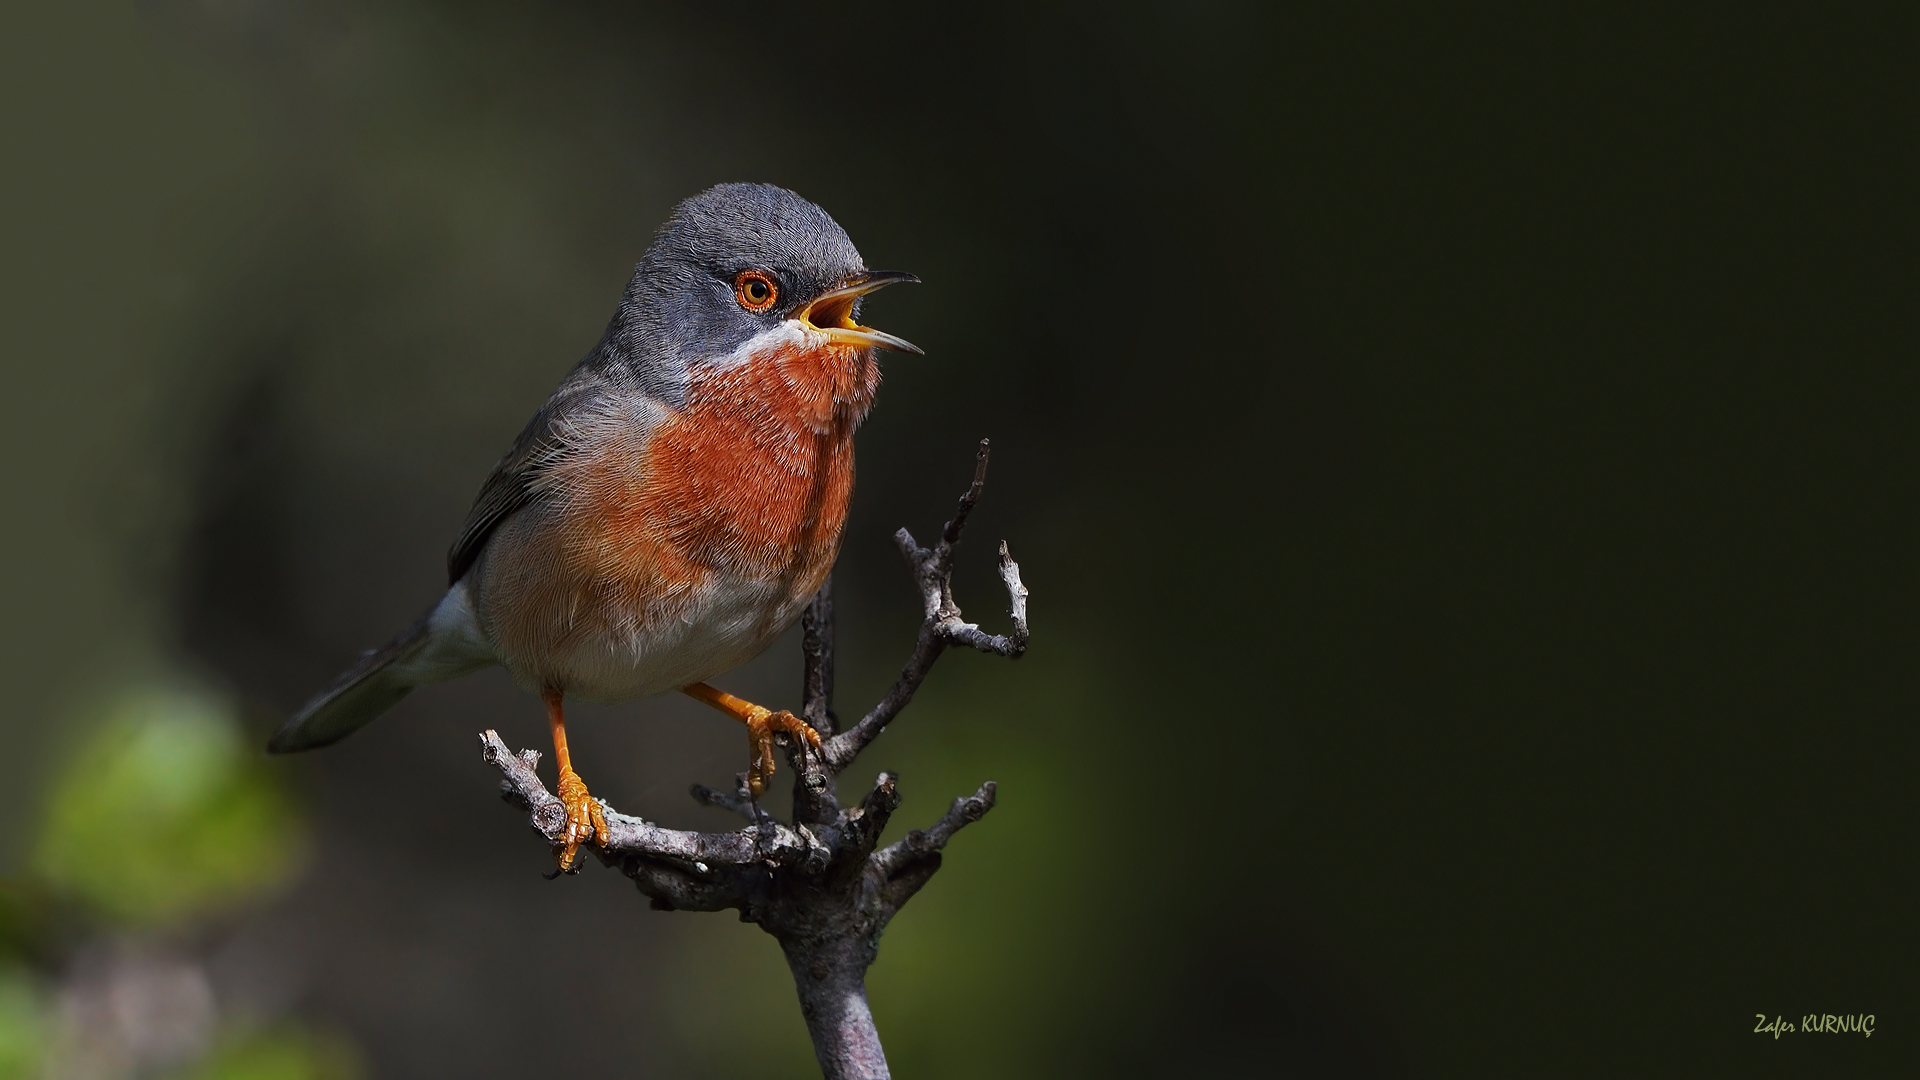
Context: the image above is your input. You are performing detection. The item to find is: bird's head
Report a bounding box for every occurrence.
[616,183,919,383]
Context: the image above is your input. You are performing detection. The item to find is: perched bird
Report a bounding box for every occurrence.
[268,183,920,872]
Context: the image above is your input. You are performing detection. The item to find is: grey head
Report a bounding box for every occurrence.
[597,183,919,399]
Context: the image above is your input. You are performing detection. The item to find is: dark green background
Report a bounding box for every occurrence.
[2,2,1910,1076]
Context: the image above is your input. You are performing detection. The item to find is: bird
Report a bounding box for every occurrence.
[267,182,921,873]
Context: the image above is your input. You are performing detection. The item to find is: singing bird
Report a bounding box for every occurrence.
[268,183,920,872]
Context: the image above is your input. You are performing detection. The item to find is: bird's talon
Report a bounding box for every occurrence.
[552,764,607,872]
[741,708,822,797]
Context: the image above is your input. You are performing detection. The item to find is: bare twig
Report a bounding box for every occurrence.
[477,442,1028,1080]
[801,577,836,735]
[997,541,1030,648]
[689,774,772,824]
[870,781,998,881]
[843,772,901,863]
[825,440,1029,769]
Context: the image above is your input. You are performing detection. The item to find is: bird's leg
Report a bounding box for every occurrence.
[544,688,607,873]
[682,683,823,797]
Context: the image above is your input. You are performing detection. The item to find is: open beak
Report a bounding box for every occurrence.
[795,271,923,354]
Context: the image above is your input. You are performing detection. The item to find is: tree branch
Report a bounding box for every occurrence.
[690,774,772,824]
[869,781,998,881]
[476,441,1028,1080]
[483,731,821,871]
[801,577,837,735]
[825,440,1028,769]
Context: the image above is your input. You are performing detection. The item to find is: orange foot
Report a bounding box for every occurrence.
[682,683,824,797]
[744,707,824,797]
[553,764,608,873]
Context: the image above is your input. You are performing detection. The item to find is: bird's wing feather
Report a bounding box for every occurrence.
[447,378,601,585]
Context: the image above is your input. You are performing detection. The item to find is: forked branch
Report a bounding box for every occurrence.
[827,441,1027,769]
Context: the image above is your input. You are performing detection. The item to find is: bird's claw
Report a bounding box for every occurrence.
[553,764,608,873]
[745,708,823,797]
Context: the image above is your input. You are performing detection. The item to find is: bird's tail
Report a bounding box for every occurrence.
[268,589,493,753]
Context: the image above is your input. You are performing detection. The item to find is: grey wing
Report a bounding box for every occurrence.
[446,382,595,585]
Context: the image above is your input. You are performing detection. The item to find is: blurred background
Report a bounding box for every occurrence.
[0,2,1911,1077]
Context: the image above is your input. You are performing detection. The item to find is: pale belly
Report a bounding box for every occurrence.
[411,573,810,703]
[537,571,809,703]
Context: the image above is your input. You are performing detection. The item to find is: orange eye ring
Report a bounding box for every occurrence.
[735,270,779,312]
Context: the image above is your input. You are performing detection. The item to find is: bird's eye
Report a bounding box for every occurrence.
[735,271,778,312]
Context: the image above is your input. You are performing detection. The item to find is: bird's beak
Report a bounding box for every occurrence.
[796,271,923,354]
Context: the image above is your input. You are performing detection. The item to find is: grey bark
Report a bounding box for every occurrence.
[479,440,1027,1080]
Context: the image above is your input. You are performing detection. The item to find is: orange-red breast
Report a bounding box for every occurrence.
[268,183,920,870]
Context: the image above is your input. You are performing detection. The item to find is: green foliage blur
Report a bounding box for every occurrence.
[172,1028,361,1080]
[0,968,41,1078]
[35,689,301,928]
[0,686,357,1080]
